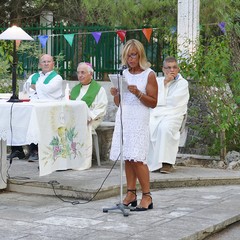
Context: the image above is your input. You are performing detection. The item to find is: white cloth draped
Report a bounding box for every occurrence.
[29,101,92,176]
[147,74,189,171]
[0,100,92,176]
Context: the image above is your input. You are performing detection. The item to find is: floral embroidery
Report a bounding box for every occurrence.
[40,105,87,168]
[48,127,80,162]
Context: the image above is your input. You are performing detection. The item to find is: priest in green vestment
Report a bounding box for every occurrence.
[25,54,63,100]
[70,62,108,130]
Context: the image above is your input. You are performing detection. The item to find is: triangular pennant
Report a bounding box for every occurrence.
[64,34,75,46]
[142,28,153,42]
[38,35,49,48]
[218,22,226,34]
[92,32,102,44]
[116,30,127,43]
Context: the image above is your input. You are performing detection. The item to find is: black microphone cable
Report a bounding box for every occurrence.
[48,154,120,205]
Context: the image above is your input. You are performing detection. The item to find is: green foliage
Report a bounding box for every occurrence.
[0,40,13,77]
[82,0,177,29]
[179,35,240,158]
[17,40,43,74]
[0,41,13,93]
[3,0,177,28]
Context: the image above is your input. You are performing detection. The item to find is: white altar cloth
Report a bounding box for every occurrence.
[0,99,92,176]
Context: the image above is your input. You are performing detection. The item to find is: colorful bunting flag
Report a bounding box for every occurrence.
[218,22,226,34]
[64,34,75,46]
[38,35,49,48]
[32,25,223,48]
[92,32,102,44]
[116,30,127,43]
[142,28,153,42]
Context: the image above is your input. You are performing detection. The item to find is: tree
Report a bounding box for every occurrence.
[0,0,60,25]
[0,0,177,29]
[178,35,240,160]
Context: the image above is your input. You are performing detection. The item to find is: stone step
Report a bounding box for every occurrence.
[7,160,240,201]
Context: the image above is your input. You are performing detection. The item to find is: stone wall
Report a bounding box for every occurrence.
[179,81,211,155]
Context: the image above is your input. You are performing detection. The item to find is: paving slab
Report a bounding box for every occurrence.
[1,185,240,240]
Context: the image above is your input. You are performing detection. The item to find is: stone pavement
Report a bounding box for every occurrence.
[0,159,240,240]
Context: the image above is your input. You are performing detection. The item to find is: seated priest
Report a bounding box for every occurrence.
[70,62,108,131]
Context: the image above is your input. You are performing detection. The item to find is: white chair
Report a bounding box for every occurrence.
[179,113,188,147]
[92,130,101,166]
[92,122,115,166]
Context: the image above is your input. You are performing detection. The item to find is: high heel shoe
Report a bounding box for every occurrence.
[135,192,153,211]
[123,189,137,207]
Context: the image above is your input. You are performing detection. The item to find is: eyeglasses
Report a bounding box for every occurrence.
[163,66,178,70]
[127,53,138,59]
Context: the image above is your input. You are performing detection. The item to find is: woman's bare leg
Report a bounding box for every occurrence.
[123,160,137,205]
[134,162,152,208]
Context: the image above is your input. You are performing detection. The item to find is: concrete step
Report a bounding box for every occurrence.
[7,159,240,201]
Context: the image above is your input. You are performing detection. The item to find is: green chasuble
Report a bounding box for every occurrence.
[70,80,101,107]
[31,71,58,84]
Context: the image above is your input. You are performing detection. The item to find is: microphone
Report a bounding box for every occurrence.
[119,65,127,75]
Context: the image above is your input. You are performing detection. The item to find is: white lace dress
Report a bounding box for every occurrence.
[110,68,153,163]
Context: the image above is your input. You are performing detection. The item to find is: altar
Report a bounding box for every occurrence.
[0,99,92,176]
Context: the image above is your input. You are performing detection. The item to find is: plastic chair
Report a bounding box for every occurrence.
[92,130,101,166]
[180,112,188,134]
[179,113,188,147]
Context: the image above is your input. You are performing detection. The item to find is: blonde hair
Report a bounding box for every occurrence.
[121,39,151,70]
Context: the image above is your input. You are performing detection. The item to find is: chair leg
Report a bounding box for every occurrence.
[92,133,101,166]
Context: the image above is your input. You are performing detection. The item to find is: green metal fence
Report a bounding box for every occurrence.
[1,23,171,80]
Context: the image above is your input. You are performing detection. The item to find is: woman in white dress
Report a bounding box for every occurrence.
[110,39,158,211]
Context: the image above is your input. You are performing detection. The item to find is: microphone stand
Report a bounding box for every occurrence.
[103,68,130,217]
